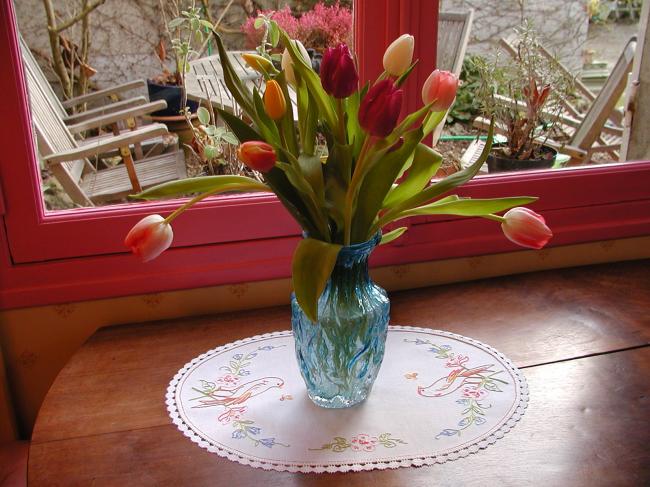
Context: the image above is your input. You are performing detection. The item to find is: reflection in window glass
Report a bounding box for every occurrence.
[16,0,353,210]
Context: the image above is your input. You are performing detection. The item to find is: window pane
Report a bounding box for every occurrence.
[15,0,353,211]
[437,0,644,176]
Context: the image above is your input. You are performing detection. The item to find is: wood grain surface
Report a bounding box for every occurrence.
[29,260,650,486]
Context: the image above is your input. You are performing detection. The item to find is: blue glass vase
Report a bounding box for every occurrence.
[291,232,390,408]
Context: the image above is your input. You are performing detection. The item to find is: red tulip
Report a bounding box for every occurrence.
[124,214,173,262]
[422,69,459,111]
[358,79,403,137]
[237,141,277,173]
[320,43,359,98]
[501,207,553,249]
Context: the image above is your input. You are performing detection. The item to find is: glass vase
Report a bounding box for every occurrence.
[291,232,390,408]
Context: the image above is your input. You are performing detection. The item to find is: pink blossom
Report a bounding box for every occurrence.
[124,214,173,262]
[462,387,488,399]
[446,354,469,368]
[217,374,240,385]
[350,433,378,452]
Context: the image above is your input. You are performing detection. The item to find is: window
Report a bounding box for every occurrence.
[1,0,649,309]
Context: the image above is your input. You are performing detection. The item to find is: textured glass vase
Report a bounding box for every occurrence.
[291,232,390,408]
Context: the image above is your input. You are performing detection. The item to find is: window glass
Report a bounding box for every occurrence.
[15,0,353,211]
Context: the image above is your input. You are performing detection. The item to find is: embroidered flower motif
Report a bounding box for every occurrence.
[350,433,378,452]
[446,354,469,368]
[216,374,240,385]
[218,406,247,424]
[259,438,277,448]
[461,387,488,399]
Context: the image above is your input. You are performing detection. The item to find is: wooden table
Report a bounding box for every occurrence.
[28,260,650,486]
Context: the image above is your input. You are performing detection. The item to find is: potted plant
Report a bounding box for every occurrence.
[474,22,575,172]
[124,24,552,408]
[149,1,212,117]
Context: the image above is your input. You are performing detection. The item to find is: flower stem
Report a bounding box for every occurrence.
[482,214,506,223]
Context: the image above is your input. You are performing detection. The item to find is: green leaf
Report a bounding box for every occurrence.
[298,153,325,203]
[395,59,419,88]
[221,132,239,145]
[422,110,447,137]
[131,175,270,200]
[213,32,256,117]
[203,145,219,159]
[351,128,422,242]
[292,238,342,322]
[199,19,213,30]
[168,17,185,29]
[215,107,259,142]
[380,227,407,245]
[254,17,264,29]
[269,22,280,47]
[401,196,538,219]
[383,143,442,209]
[197,106,210,125]
[279,31,337,131]
[380,120,496,225]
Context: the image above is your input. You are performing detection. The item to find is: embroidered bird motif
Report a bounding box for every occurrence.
[417,364,495,397]
[193,376,284,408]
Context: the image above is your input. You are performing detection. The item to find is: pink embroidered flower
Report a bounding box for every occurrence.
[217,374,240,386]
[350,433,378,452]
[462,387,488,399]
[445,354,469,368]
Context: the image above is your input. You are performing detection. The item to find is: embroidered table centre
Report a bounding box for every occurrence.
[166,326,528,473]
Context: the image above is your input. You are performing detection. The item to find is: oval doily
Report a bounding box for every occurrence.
[166,325,528,473]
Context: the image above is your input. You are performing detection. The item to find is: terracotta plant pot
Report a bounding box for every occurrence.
[487,144,557,173]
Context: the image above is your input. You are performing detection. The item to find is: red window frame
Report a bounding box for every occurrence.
[1,0,649,310]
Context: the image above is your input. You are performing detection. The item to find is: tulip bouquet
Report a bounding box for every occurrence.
[126,25,552,322]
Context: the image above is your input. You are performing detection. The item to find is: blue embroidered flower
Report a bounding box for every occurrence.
[475,416,487,425]
[239,369,251,376]
[441,345,452,350]
[232,429,246,439]
[232,353,243,360]
[259,438,276,448]
[247,426,261,435]
[258,346,274,351]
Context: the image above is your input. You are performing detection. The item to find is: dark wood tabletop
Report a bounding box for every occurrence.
[28,260,650,486]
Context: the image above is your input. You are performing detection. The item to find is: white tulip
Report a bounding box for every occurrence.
[383,33,415,76]
[282,39,311,86]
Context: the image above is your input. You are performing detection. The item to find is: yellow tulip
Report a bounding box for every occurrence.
[263,80,287,120]
[383,33,415,76]
[241,53,275,75]
[281,39,310,86]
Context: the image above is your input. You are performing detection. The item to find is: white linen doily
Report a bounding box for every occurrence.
[166,326,528,473]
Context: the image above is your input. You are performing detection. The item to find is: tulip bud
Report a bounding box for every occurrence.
[237,141,277,173]
[281,39,310,86]
[501,207,553,249]
[264,80,287,120]
[422,69,459,111]
[124,214,173,262]
[358,79,403,137]
[241,53,275,74]
[383,33,414,76]
[320,43,359,98]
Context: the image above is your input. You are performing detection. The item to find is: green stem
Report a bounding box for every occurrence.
[343,135,374,245]
[482,214,506,223]
[163,182,269,224]
[336,98,347,144]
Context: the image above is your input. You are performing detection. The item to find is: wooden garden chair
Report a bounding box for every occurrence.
[25,60,186,207]
[431,10,474,146]
[19,35,173,158]
[472,36,637,164]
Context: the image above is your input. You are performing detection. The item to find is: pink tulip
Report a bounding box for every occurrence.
[358,79,403,137]
[421,69,459,111]
[501,207,553,249]
[124,214,173,262]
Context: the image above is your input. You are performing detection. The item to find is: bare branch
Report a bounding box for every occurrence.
[51,0,106,33]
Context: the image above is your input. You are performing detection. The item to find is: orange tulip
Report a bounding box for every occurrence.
[237,141,277,173]
[264,80,287,120]
[124,214,173,262]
